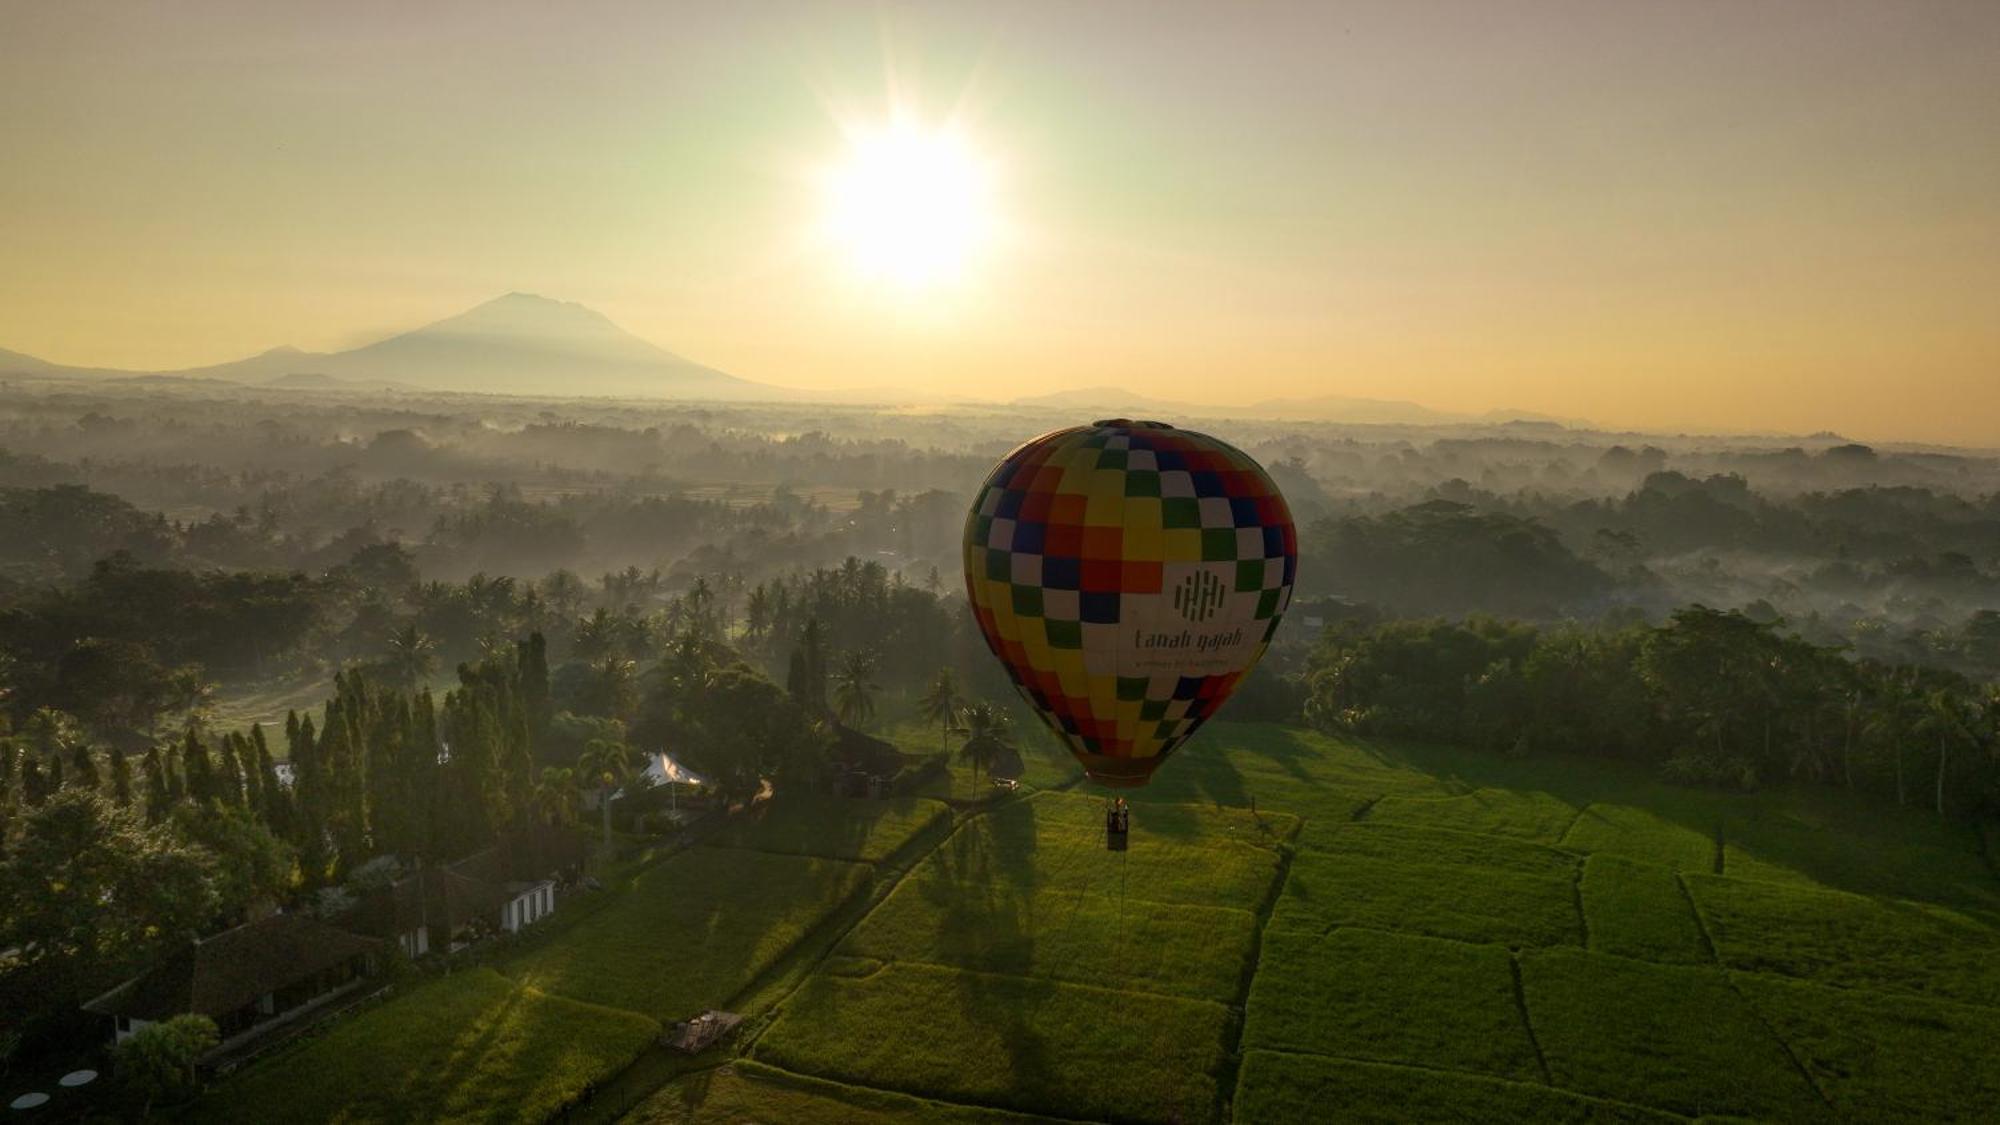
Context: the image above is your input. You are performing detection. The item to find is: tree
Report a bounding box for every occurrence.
[918,667,963,752]
[170,802,295,922]
[532,766,578,827]
[958,702,1015,787]
[576,738,636,851]
[386,624,438,690]
[786,618,829,715]
[1915,685,1978,818]
[115,1013,219,1116]
[0,789,216,998]
[677,662,824,801]
[831,650,880,729]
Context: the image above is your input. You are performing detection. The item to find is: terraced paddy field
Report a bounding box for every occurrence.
[199,723,2000,1122]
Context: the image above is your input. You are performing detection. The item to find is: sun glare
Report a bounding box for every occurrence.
[823,116,994,292]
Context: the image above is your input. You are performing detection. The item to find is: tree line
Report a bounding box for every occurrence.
[1305,606,2000,818]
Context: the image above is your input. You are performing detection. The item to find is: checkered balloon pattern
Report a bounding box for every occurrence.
[963,419,1298,787]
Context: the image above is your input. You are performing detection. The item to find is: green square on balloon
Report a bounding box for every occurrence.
[1045,619,1082,649]
[1162,497,1201,529]
[986,548,1012,581]
[1235,560,1264,593]
[1012,584,1044,618]
[1201,529,1237,561]
[1256,587,1281,619]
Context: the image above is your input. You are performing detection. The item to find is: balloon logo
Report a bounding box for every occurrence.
[964,419,1298,787]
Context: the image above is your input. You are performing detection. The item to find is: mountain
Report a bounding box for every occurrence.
[0,293,772,400]
[0,346,65,375]
[1244,393,1457,424]
[311,293,753,396]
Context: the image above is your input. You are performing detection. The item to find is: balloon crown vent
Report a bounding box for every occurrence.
[1092,419,1176,430]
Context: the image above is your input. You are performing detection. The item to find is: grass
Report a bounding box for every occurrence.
[1271,849,1581,948]
[628,1059,1064,1124]
[837,789,1285,1003]
[1243,928,1542,1081]
[507,847,872,1020]
[1685,873,2000,1007]
[846,879,1260,1003]
[1560,802,1719,871]
[1306,820,1581,877]
[1231,1051,1682,1124]
[704,794,950,863]
[1737,973,2000,1122]
[1127,723,1453,818]
[753,960,1231,1125]
[1366,787,1583,843]
[191,969,657,1124]
[1519,948,1825,1120]
[1579,855,1712,964]
[1722,799,2000,915]
[922,790,1293,913]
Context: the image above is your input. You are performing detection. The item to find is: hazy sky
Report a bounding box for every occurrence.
[4,1,1997,443]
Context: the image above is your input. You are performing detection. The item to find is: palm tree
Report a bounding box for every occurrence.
[959,702,1014,788]
[918,668,963,752]
[592,656,639,721]
[165,667,216,733]
[532,766,578,826]
[576,738,637,850]
[573,607,619,661]
[386,624,438,689]
[1914,686,1976,818]
[831,650,880,729]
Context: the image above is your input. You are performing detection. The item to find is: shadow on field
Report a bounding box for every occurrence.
[953,961,1062,1094]
[424,984,526,1106]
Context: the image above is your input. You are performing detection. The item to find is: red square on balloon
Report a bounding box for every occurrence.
[1081,525,1122,560]
[1121,561,1163,593]
[1081,558,1122,592]
[1044,522,1082,556]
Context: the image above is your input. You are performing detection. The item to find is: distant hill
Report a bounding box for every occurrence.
[1009,386,1206,416]
[1009,384,1588,427]
[0,293,775,400]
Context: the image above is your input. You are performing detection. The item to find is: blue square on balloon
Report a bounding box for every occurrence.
[1190,470,1224,496]
[1012,520,1046,554]
[1283,555,1297,584]
[1173,676,1202,700]
[1155,450,1187,471]
[1231,497,1261,526]
[995,490,1024,519]
[1042,556,1081,590]
[1080,591,1120,624]
[1264,525,1286,556]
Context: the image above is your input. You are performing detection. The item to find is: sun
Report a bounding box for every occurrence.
[822,115,994,292]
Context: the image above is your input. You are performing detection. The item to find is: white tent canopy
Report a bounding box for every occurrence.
[637,750,709,790]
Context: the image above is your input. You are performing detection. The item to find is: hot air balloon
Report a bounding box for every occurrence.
[963,419,1298,792]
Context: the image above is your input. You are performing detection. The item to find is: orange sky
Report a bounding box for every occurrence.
[2,1,1996,443]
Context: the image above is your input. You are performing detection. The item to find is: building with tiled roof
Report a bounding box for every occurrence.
[81,913,381,1051]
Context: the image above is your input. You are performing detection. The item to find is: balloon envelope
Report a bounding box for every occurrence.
[963,419,1297,787]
